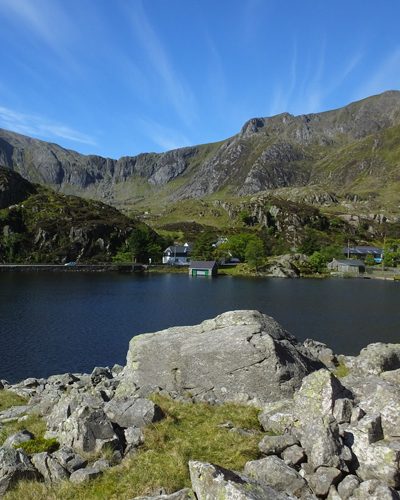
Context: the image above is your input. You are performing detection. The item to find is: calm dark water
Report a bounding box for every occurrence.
[1,272,399,382]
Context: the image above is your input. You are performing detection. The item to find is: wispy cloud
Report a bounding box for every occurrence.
[0,0,66,46]
[0,0,81,75]
[125,1,197,128]
[356,47,400,99]
[268,41,298,116]
[138,117,191,152]
[242,0,267,44]
[0,106,96,146]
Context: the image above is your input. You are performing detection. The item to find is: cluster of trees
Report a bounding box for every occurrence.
[383,239,400,267]
[192,231,266,270]
[112,225,169,264]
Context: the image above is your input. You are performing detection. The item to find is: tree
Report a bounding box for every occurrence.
[113,225,165,263]
[192,231,217,260]
[245,238,265,270]
[364,254,375,266]
[308,251,327,273]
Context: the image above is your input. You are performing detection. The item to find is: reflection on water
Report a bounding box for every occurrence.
[1,272,399,382]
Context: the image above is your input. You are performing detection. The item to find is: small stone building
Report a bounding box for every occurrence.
[189,261,218,277]
[327,258,365,274]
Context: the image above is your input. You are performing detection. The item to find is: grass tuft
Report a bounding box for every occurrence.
[0,390,27,412]
[16,437,59,455]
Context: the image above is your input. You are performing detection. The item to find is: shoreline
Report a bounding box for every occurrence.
[1,263,399,281]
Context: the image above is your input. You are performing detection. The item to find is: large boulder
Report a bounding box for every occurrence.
[244,456,311,497]
[118,310,322,404]
[343,375,400,439]
[188,460,293,499]
[0,447,42,495]
[48,405,120,454]
[31,452,69,483]
[104,397,164,428]
[349,343,400,376]
[293,369,349,469]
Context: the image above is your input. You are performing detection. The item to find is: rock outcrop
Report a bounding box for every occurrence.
[1,310,400,499]
[118,310,323,404]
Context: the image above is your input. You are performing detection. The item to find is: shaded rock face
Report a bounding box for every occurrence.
[0,166,36,209]
[118,310,323,404]
[0,447,41,496]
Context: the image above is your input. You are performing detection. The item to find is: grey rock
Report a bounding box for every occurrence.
[327,485,342,500]
[308,467,342,498]
[92,458,110,471]
[348,479,400,499]
[46,373,80,389]
[104,397,164,428]
[300,416,343,470]
[293,369,347,469]
[356,413,384,444]
[282,445,307,466]
[303,339,337,368]
[258,399,296,434]
[0,446,41,495]
[258,434,299,456]
[352,343,400,376]
[69,467,103,484]
[45,389,105,436]
[3,429,34,448]
[31,452,69,483]
[350,407,365,424]
[189,460,293,499]
[339,445,353,463]
[112,364,124,376]
[381,368,400,385]
[337,475,360,499]
[333,399,353,424]
[51,446,87,472]
[118,310,322,405]
[124,426,144,454]
[358,379,400,439]
[0,405,29,423]
[52,405,120,453]
[132,489,192,499]
[348,426,400,487]
[244,456,311,497]
[91,366,113,386]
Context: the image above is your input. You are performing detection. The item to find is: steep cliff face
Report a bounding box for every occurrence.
[1,90,400,209]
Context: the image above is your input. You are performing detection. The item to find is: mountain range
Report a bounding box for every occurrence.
[0,90,399,217]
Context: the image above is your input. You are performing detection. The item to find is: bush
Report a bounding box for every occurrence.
[16,437,59,454]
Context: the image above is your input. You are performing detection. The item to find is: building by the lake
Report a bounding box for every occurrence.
[189,261,218,277]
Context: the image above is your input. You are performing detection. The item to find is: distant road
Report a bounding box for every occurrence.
[0,263,146,272]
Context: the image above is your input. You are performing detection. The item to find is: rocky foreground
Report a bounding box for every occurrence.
[1,310,400,499]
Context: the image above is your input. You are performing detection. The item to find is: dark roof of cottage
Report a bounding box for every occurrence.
[343,246,383,255]
[189,260,217,269]
[334,259,365,266]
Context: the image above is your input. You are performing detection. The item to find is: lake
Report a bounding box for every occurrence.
[1,272,399,383]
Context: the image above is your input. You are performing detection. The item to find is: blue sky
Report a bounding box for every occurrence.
[0,0,399,158]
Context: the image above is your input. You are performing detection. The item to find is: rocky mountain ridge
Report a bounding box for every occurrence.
[1,91,400,214]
